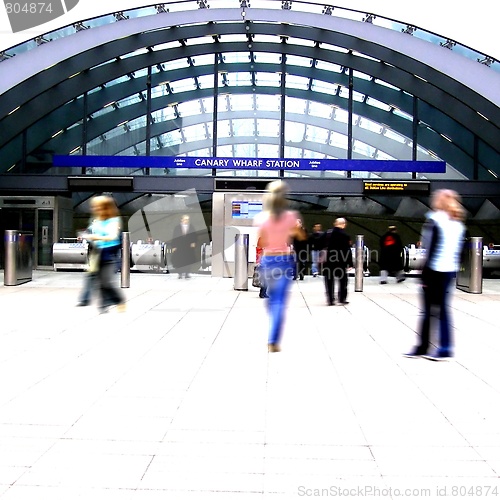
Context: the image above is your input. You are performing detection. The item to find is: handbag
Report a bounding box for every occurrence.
[87,247,101,273]
[252,264,262,288]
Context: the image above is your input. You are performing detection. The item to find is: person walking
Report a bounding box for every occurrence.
[255,180,306,353]
[379,225,405,284]
[171,214,197,279]
[292,218,308,280]
[309,223,324,277]
[76,212,98,307]
[405,189,465,361]
[84,195,126,314]
[322,217,353,306]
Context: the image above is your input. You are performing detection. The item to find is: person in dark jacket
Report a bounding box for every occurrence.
[322,217,353,306]
[171,214,197,278]
[292,218,309,280]
[309,223,324,277]
[379,225,405,284]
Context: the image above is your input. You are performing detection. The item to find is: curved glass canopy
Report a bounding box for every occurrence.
[0,1,499,182]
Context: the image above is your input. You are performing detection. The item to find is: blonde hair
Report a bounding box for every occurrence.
[91,195,120,219]
[264,180,289,217]
[430,189,465,222]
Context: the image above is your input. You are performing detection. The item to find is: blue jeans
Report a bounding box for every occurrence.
[261,254,295,345]
[311,249,320,275]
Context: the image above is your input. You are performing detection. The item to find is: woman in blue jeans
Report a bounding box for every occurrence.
[85,195,126,314]
[256,180,307,352]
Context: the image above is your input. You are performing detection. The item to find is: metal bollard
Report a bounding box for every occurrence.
[121,232,130,288]
[469,236,483,293]
[354,235,364,292]
[234,233,249,291]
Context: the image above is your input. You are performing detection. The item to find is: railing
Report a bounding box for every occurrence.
[1,0,498,73]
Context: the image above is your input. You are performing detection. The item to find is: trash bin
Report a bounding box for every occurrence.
[456,236,482,294]
[234,233,249,291]
[4,230,33,286]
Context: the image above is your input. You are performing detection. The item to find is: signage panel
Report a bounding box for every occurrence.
[54,156,446,173]
[363,181,430,195]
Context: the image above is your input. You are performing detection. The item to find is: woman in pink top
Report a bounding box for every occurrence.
[256,180,306,352]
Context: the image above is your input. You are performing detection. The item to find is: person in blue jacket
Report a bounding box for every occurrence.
[85,195,126,313]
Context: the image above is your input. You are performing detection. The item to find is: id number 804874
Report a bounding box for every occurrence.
[5,3,53,13]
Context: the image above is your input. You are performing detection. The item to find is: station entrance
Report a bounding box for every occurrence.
[0,196,73,269]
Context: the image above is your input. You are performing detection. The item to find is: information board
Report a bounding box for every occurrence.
[363,181,430,195]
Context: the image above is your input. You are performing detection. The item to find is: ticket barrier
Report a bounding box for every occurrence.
[482,244,500,276]
[53,238,89,271]
[405,243,500,276]
[200,242,212,271]
[404,245,426,273]
[349,245,370,277]
[130,240,168,273]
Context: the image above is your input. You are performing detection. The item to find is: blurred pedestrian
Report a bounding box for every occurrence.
[292,218,308,280]
[322,217,353,306]
[309,223,324,277]
[255,180,306,352]
[76,208,98,307]
[171,214,197,279]
[84,195,126,314]
[405,189,465,361]
[379,225,405,284]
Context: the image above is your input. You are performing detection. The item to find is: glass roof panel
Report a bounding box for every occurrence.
[226,72,252,86]
[286,55,312,67]
[163,59,190,71]
[310,80,338,95]
[254,52,282,64]
[171,78,197,93]
[286,97,306,114]
[192,54,215,66]
[308,101,334,119]
[229,94,255,111]
[222,52,251,63]
[305,125,329,144]
[252,34,282,45]
[256,95,280,111]
[178,100,203,117]
[186,36,216,46]
[152,41,180,51]
[257,119,279,137]
[182,124,207,142]
[197,74,215,90]
[255,72,281,87]
[366,96,392,112]
[315,60,343,73]
[285,122,305,142]
[358,117,383,134]
[286,74,310,90]
[329,131,348,149]
[232,119,255,136]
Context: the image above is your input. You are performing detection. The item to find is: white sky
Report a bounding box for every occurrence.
[0,0,498,59]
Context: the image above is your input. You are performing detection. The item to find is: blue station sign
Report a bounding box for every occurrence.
[53,156,446,173]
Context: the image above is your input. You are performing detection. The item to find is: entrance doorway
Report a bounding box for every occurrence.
[0,207,54,269]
